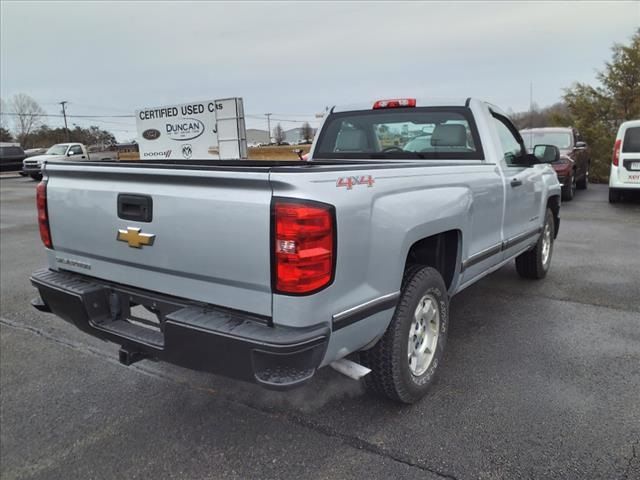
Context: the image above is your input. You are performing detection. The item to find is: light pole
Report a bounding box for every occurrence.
[265,113,272,144]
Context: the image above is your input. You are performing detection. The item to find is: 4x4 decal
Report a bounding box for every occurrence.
[336,175,375,189]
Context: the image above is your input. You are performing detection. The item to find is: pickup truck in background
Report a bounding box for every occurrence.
[22,142,89,180]
[520,127,590,201]
[30,98,562,403]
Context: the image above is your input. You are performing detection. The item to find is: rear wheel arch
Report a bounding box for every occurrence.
[403,230,461,292]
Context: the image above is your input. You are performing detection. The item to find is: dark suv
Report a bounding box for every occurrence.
[520,127,590,201]
[0,143,26,172]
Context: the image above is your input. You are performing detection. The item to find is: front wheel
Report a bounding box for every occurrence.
[515,208,555,279]
[361,266,449,404]
[30,173,42,181]
[561,173,575,201]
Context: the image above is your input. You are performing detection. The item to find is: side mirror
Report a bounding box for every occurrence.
[67,151,74,156]
[575,141,587,149]
[533,144,559,164]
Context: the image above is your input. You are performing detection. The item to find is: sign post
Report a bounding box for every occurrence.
[135,98,247,160]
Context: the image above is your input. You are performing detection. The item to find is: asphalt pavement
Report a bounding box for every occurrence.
[1,177,639,479]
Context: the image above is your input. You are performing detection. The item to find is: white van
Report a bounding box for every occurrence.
[609,120,640,203]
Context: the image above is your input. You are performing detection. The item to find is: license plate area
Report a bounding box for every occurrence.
[631,161,640,171]
[90,289,184,349]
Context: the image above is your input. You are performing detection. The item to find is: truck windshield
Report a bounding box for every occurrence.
[46,144,68,155]
[314,107,483,160]
[521,132,572,150]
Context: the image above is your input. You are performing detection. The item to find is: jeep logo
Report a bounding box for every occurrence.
[142,129,161,140]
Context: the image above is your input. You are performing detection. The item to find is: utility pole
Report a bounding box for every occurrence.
[265,113,272,144]
[60,101,70,141]
[529,82,533,129]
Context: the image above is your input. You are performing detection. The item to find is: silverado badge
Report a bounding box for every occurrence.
[117,227,155,248]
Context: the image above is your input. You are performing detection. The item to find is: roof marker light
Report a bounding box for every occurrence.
[373,98,417,109]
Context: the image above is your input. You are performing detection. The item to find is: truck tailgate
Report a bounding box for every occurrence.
[44,163,273,316]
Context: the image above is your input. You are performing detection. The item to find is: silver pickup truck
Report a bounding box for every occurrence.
[31,98,561,403]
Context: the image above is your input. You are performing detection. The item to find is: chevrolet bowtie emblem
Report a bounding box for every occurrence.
[117,227,155,248]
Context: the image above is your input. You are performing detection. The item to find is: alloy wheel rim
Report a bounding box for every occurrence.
[407,294,440,376]
[541,223,552,267]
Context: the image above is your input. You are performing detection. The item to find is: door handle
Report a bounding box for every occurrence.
[510,178,523,187]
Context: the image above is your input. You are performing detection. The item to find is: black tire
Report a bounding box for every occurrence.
[515,208,555,279]
[561,172,575,201]
[361,266,449,404]
[576,166,588,190]
[609,188,621,203]
[30,173,42,181]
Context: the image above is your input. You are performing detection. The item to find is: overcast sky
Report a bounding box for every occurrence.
[1,1,638,141]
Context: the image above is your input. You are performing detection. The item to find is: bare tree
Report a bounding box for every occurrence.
[273,123,285,144]
[0,98,9,131]
[10,93,44,145]
[300,122,314,143]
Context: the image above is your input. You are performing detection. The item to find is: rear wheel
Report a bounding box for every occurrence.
[609,188,621,203]
[361,266,449,404]
[515,208,555,279]
[561,172,575,201]
[576,164,588,190]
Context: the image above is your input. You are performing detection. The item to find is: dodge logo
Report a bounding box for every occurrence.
[182,144,193,159]
[142,128,161,140]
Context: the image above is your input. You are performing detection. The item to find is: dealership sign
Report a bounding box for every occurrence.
[135,98,247,160]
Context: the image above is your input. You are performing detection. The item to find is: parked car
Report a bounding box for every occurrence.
[520,127,590,201]
[0,143,26,172]
[609,119,640,202]
[22,143,89,180]
[30,97,561,404]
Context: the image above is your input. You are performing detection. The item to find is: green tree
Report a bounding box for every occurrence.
[562,29,640,182]
[27,125,116,149]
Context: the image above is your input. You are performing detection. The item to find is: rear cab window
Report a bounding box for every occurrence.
[314,107,484,160]
[622,127,640,153]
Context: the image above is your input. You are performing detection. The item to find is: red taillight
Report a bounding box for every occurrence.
[36,180,52,248]
[373,98,416,109]
[273,200,335,294]
[612,138,621,166]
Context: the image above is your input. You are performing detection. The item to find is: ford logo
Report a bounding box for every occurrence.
[165,118,205,141]
[142,129,161,140]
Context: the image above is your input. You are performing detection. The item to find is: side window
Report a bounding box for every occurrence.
[69,145,83,155]
[492,114,525,166]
